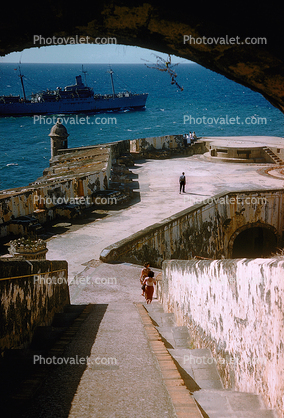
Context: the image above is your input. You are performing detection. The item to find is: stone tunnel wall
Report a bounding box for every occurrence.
[0,259,69,356]
[100,189,284,267]
[160,258,284,416]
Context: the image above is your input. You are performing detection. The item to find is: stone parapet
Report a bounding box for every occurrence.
[0,259,69,356]
[100,188,284,266]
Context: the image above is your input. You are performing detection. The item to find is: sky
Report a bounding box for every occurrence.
[0,44,192,64]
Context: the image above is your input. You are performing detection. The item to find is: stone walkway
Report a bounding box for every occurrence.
[40,144,282,417]
[46,151,283,278]
[22,263,179,418]
[20,261,277,417]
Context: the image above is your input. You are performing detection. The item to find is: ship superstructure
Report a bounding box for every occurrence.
[0,69,148,116]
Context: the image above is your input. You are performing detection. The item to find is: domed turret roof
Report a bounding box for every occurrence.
[48,118,69,138]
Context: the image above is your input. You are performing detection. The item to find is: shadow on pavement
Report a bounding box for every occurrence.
[1,303,108,418]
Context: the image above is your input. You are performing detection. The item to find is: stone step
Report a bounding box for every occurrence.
[194,389,277,418]
[145,306,192,349]
[146,310,176,327]
[154,326,176,348]
[172,326,192,348]
[263,147,284,164]
[143,301,277,417]
[108,181,134,191]
[30,304,87,351]
[111,174,133,183]
[93,189,132,203]
[168,348,223,390]
[111,165,131,173]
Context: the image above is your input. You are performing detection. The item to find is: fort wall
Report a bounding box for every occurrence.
[159,258,284,415]
[0,135,193,238]
[0,259,69,356]
[100,189,284,266]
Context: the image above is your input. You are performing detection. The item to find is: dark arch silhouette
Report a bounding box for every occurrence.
[231,226,277,258]
[1,2,284,113]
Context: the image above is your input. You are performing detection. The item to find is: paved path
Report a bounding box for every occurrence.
[47,152,283,279]
[22,263,179,418]
[42,143,282,417]
[21,261,277,417]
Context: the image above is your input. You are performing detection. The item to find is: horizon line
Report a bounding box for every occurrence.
[0,61,195,65]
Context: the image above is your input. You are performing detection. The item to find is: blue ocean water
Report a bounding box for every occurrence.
[0,63,283,190]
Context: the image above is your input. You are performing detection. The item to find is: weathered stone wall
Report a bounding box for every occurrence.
[100,189,284,267]
[0,143,115,237]
[130,134,185,152]
[160,258,284,416]
[130,135,206,158]
[0,259,69,356]
[0,136,203,238]
[109,139,131,159]
[0,174,104,237]
[58,139,130,159]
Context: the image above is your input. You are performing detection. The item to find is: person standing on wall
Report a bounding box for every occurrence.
[186,134,191,146]
[179,172,186,194]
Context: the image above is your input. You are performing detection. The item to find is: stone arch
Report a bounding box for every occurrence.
[228,222,279,258]
[1,2,284,114]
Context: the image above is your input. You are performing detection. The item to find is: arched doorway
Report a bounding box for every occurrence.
[231,226,277,258]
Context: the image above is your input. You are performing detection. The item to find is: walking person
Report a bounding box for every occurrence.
[140,262,151,296]
[179,172,186,194]
[143,271,156,304]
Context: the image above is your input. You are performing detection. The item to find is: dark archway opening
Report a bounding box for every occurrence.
[232,227,277,258]
[1,2,284,114]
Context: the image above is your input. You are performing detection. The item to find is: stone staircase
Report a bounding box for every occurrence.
[144,302,277,418]
[92,189,131,207]
[108,159,137,197]
[263,147,284,165]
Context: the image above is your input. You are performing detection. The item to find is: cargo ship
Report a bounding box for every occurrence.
[0,68,148,116]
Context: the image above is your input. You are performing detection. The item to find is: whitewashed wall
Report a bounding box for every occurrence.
[161,258,284,416]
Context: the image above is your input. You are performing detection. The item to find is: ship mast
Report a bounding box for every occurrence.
[18,66,26,101]
[82,65,88,85]
[108,69,115,98]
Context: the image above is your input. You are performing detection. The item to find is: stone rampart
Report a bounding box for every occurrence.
[0,259,69,356]
[100,189,284,266]
[0,135,194,238]
[130,134,185,152]
[160,258,284,416]
[0,143,114,238]
[129,134,206,158]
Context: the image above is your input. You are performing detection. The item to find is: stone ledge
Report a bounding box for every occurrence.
[136,303,203,418]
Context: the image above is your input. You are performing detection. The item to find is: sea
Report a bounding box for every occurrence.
[0,63,283,190]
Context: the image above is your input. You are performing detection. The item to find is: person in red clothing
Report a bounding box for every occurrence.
[140,262,151,296]
[143,271,156,304]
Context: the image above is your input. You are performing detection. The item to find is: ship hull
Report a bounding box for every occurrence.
[0,93,148,116]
